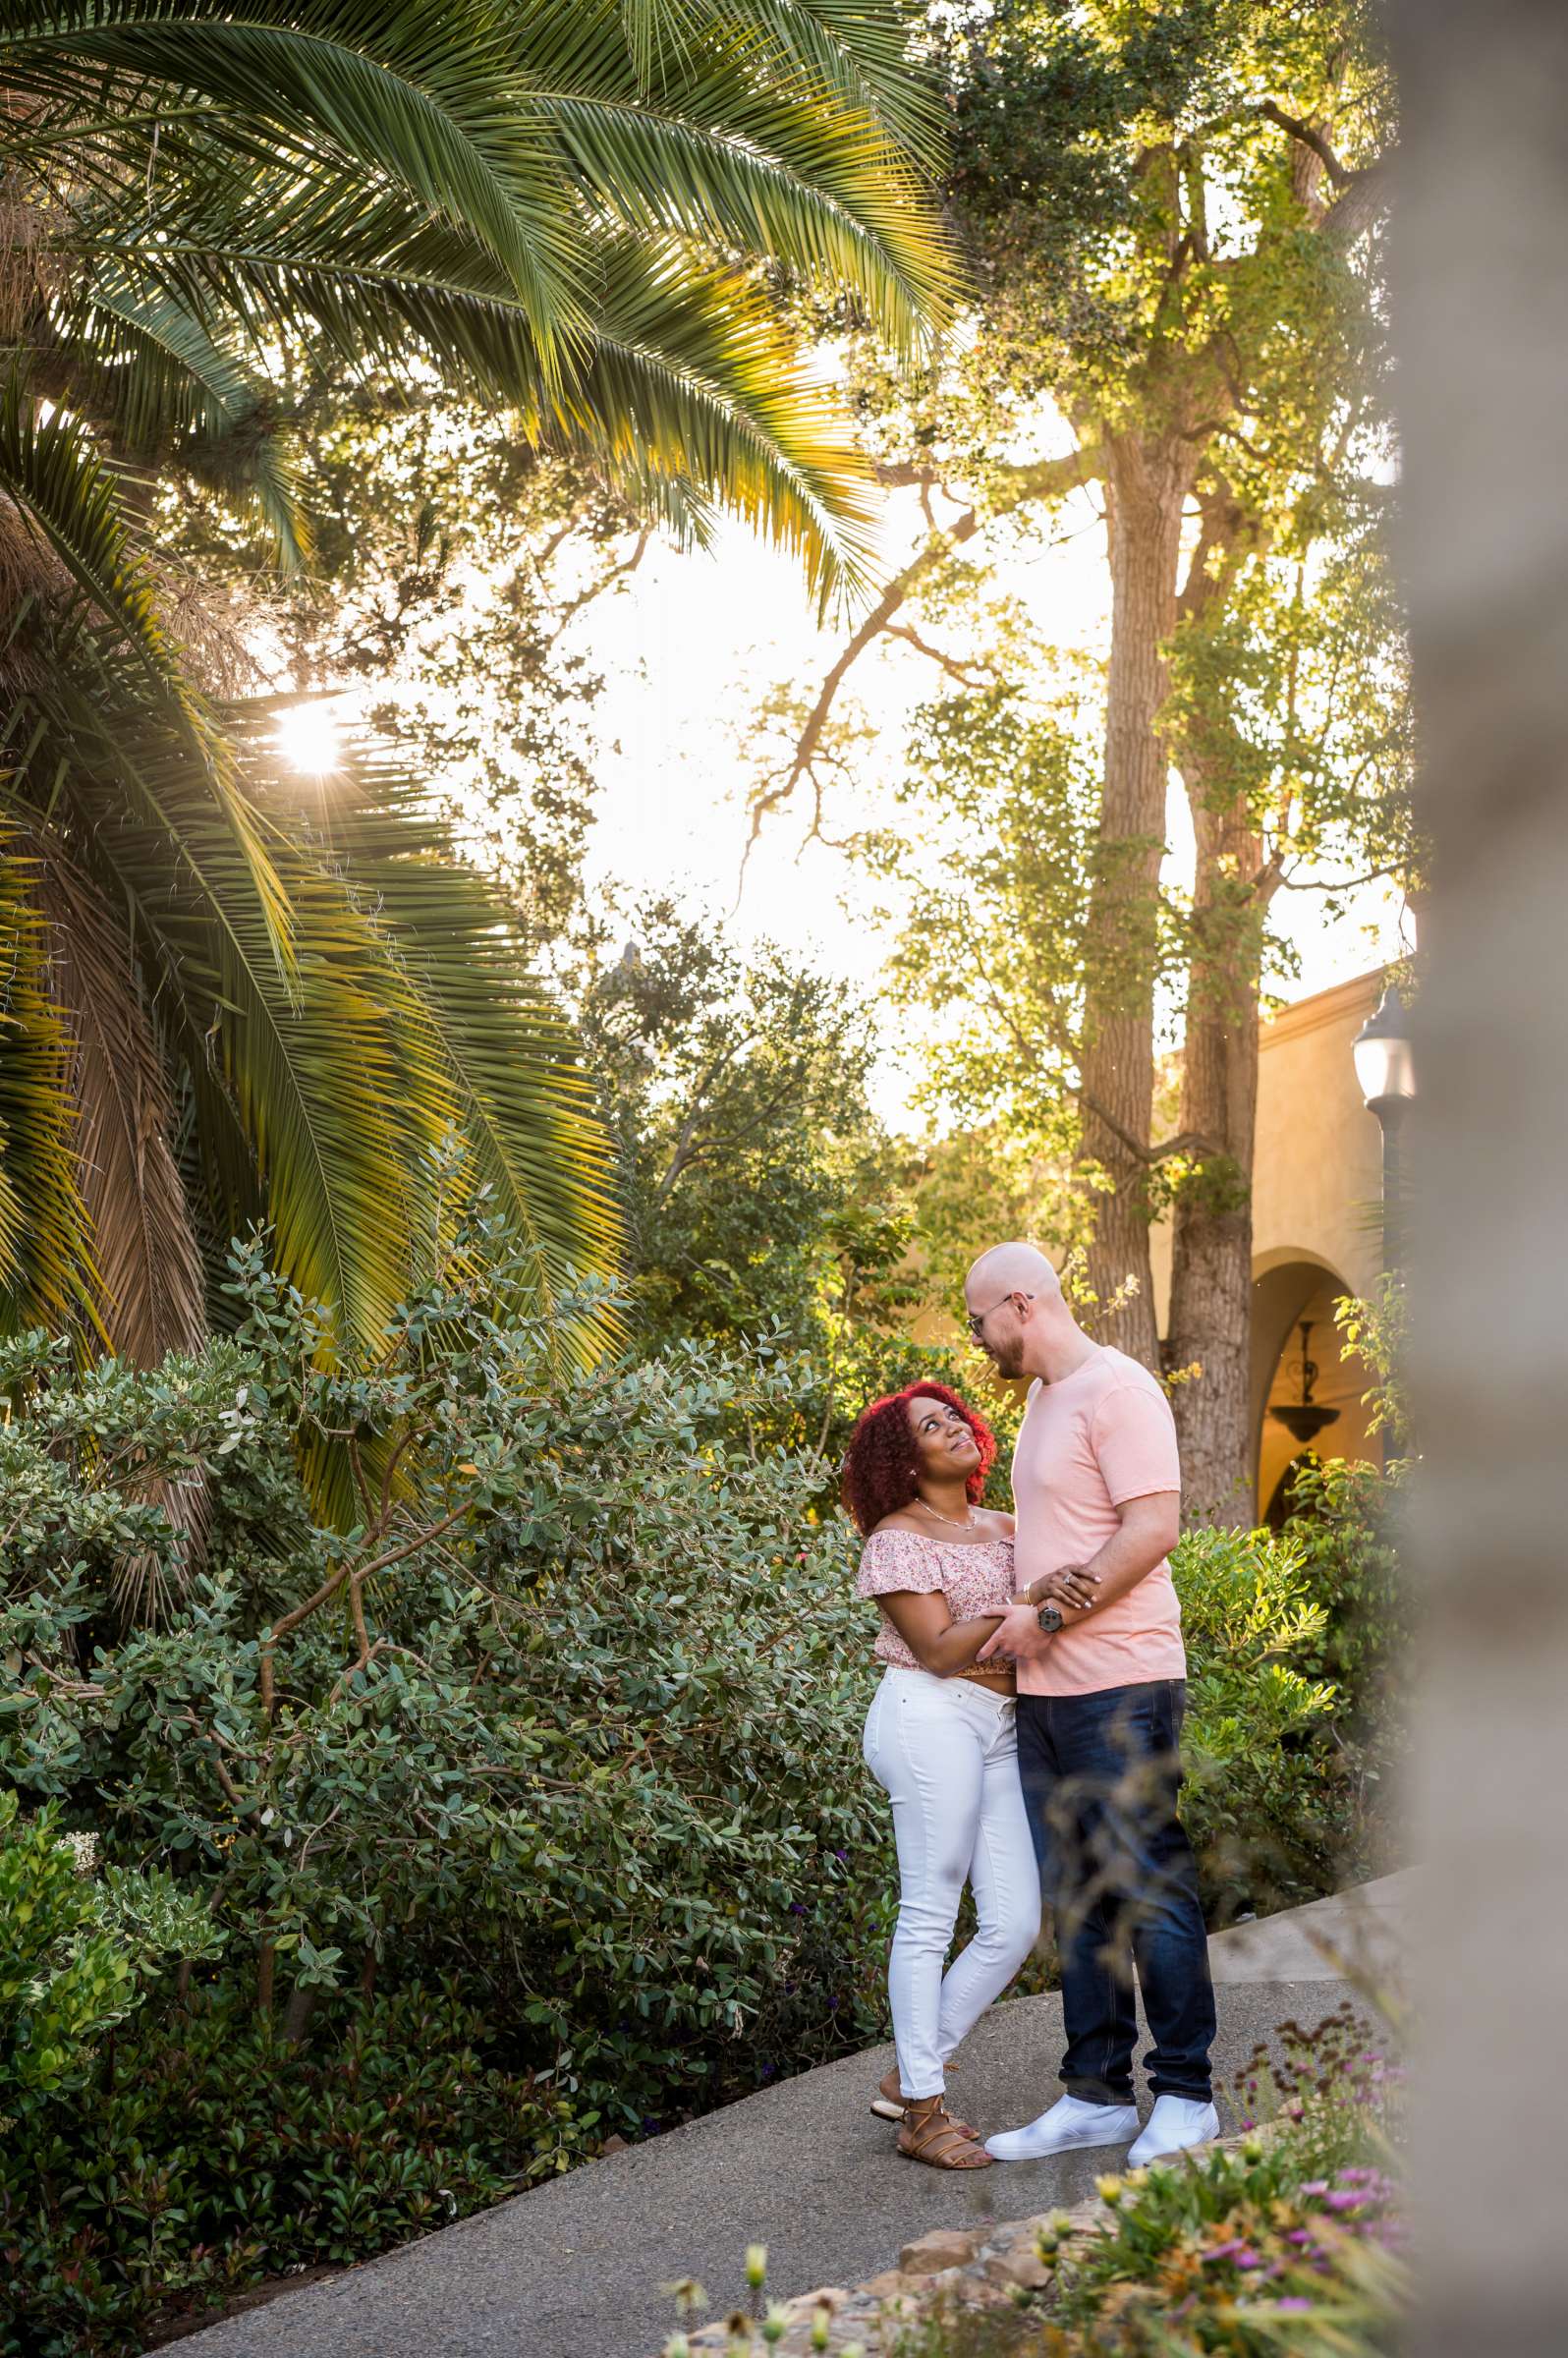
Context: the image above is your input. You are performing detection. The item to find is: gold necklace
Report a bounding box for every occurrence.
[916,1497,977,1533]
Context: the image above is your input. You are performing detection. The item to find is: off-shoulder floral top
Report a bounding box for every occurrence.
[855,1526,1018,1669]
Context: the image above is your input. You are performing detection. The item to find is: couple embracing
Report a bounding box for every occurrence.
[845,1242,1218,2174]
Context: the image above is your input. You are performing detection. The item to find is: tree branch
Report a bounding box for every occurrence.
[1317,153,1396,247]
[742,511,981,858]
[1257,101,1356,188]
[744,444,1106,866]
[546,529,651,640]
[881,622,996,687]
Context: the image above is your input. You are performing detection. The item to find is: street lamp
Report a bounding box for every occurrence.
[1352,985,1417,1270]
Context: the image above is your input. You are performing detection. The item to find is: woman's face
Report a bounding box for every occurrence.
[906,1395,980,1485]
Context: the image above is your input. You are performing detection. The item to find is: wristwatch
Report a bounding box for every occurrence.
[1036,1602,1064,1635]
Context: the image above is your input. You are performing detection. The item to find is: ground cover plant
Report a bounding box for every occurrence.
[656,2005,1405,2357]
[1035,2005,1405,2354]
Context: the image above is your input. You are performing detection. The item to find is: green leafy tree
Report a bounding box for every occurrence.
[577,903,913,1359]
[0,0,954,1402]
[176,404,647,942]
[747,0,1410,1513]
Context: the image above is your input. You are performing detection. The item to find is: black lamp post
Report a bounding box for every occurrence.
[1352,986,1417,1272]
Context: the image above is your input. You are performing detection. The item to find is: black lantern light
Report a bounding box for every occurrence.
[1268,1319,1342,1447]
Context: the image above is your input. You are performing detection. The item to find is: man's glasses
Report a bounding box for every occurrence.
[966,1290,1033,1339]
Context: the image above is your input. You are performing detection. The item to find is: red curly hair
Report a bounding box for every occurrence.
[840,1381,997,1537]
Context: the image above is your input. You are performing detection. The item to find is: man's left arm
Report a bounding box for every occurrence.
[1056,1489,1179,1613]
[977,1491,1178,1662]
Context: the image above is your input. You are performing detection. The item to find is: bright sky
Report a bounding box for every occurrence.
[577,491,1410,1128]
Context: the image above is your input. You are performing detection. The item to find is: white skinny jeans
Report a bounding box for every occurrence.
[863,1665,1041,2100]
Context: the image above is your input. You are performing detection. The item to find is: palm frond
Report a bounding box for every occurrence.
[89,213,884,599]
[0,844,97,1332]
[612,0,948,157]
[7,0,952,593]
[304,795,622,1360]
[0,0,593,377]
[43,266,313,571]
[30,840,207,1367]
[0,381,297,967]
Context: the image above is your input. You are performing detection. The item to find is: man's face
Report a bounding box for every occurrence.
[966,1286,1028,1378]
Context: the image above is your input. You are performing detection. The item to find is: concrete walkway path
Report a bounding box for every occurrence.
[1208,1867,1412,1986]
[174,1879,1404,2358]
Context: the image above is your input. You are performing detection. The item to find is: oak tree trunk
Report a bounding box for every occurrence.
[1166,789,1266,1523]
[1388,3,1568,2349]
[1078,430,1196,1371]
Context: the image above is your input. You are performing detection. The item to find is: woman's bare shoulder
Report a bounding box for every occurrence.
[868,1509,933,1539]
[977,1508,1016,1538]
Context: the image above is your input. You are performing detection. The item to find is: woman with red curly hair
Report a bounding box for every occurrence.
[844,1381,1040,2172]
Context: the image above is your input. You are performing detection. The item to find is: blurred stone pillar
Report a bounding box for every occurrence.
[1385,3,1568,2351]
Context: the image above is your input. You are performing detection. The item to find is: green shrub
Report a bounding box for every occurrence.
[0,1223,897,2341]
[0,1792,137,2104]
[1,1226,890,2071]
[0,1981,579,2357]
[1170,1526,1343,1920]
[0,1793,221,2107]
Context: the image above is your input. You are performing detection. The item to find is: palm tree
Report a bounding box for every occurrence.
[0,3,954,1410]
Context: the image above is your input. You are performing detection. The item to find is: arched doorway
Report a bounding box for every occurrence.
[1250,1256,1378,1520]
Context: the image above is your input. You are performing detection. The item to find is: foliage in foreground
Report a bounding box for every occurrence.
[1036,2005,1405,2356]
[659,2006,1405,2358]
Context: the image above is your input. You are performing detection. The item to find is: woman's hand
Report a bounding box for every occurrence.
[1036,1563,1100,1613]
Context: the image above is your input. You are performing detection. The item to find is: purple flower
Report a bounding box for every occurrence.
[1301,2180,1328,2196]
[1235,2251,1260,2271]
[1325,2190,1366,2212]
[1274,2298,1313,2314]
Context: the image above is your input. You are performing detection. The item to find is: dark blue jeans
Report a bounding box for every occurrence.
[1017,1681,1216,2104]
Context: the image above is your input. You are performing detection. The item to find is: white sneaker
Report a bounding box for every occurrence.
[983,2094,1140,2163]
[1127,2095,1219,2167]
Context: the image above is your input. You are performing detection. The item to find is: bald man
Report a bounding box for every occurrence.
[963,1243,1218,2168]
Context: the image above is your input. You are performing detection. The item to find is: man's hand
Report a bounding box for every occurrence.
[978,1600,1050,1664]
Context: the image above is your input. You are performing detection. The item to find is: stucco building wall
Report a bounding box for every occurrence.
[1150,970,1388,1516]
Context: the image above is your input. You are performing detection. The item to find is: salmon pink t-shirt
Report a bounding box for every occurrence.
[1011,1346,1184,1699]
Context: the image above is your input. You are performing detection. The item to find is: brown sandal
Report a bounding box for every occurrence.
[898,2096,993,2170]
[871,2067,979,2139]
